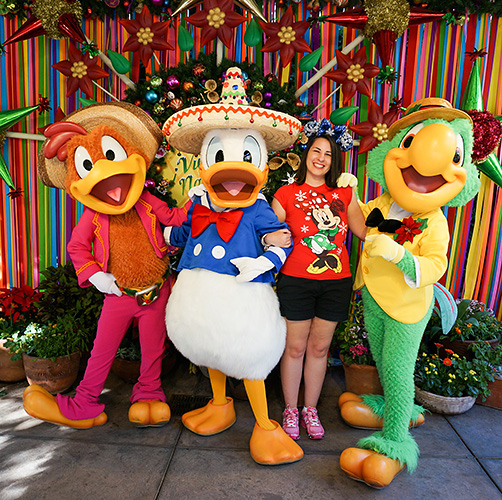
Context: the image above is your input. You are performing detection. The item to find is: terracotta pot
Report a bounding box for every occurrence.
[0,339,25,382]
[341,355,383,395]
[22,352,80,394]
[111,357,140,383]
[440,338,500,361]
[476,375,502,409]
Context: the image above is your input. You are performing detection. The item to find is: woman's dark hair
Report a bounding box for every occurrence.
[295,134,343,188]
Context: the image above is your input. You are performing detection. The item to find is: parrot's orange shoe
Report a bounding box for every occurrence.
[129,400,171,427]
[339,394,425,429]
[182,397,236,435]
[249,420,303,465]
[23,384,107,429]
[340,447,404,488]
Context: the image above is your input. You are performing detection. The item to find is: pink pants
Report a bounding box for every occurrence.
[57,278,171,420]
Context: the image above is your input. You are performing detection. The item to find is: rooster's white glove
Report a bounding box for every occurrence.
[365,234,405,264]
[89,271,122,296]
[230,255,274,283]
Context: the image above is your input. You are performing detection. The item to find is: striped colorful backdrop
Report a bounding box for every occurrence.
[1,5,501,318]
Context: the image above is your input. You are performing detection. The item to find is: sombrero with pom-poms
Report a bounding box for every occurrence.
[162,67,302,155]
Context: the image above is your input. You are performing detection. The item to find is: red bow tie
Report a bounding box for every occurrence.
[191,204,243,242]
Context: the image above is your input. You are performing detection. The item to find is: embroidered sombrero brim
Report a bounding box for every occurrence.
[38,102,163,189]
[387,97,472,140]
[162,104,302,155]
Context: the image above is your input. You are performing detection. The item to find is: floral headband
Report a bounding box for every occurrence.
[303,118,353,152]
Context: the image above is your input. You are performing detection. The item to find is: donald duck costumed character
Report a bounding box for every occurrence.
[162,67,304,465]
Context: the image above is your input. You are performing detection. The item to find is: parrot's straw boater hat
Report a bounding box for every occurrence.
[162,67,302,155]
[387,97,473,141]
[38,101,162,189]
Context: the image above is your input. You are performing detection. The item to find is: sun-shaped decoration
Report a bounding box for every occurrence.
[187,0,247,48]
[120,5,173,67]
[258,6,312,68]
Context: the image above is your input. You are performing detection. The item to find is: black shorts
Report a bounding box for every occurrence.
[276,274,353,323]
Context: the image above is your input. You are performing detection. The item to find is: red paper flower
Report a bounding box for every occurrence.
[324,48,380,104]
[258,6,312,68]
[350,99,401,154]
[52,43,109,97]
[120,5,173,67]
[394,216,423,245]
[187,0,246,49]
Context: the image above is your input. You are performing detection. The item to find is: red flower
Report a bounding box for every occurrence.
[324,47,380,104]
[434,342,444,348]
[350,99,401,154]
[444,348,455,355]
[395,216,423,245]
[187,0,246,48]
[258,6,312,68]
[52,44,109,97]
[443,358,452,366]
[120,5,173,67]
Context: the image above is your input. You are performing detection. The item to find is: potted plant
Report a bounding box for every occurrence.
[335,298,383,395]
[5,312,88,393]
[470,341,502,409]
[0,285,42,382]
[112,331,141,384]
[414,342,496,415]
[35,263,103,368]
[426,299,501,359]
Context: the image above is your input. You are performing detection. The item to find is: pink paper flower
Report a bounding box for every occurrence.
[52,43,108,97]
[258,6,312,68]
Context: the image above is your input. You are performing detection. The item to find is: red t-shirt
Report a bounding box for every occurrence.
[274,182,353,280]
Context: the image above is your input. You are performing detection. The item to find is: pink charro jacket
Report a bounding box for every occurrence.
[68,191,190,287]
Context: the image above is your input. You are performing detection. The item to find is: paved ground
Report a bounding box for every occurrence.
[0,356,501,500]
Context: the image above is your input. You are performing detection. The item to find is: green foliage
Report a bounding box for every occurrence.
[334,298,375,367]
[36,263,103,351]
[415,343,496,399]
[426,298,502,342]
[0,285,42,338]
[5,318,89,361]
[116,335,142,361]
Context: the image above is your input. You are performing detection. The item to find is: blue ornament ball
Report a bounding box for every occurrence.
[145,90,159,103]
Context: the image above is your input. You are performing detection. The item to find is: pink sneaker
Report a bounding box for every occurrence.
[282,404,300,440]
[301,406,324,439]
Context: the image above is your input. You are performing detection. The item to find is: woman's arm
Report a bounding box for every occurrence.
[271,197,287,223]
[347,189,367,240]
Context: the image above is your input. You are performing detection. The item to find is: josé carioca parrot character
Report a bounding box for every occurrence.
[339,98,480,488]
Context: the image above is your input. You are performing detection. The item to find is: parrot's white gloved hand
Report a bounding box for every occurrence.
[337,172,358,188]
[89,271,122,296]
[365,234,405,264]
[230,255,274,283]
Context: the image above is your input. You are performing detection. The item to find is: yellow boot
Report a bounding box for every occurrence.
[129,400,171,427]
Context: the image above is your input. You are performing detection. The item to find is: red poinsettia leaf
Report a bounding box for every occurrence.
[65,76,81,97]
[364,63,381,78]
[261,36,283,53]
[152,21,170,37]
[341,80,357,103]
[150,38,174,51]
[52,60,72,76]
[350,121,374,136]
[224,11,247,28]
[280,6,295,27]
[292,38,312,56]
[120,19,140,35]
[218,24,234,48]
[292,20,311,38]
[258,20,278,37]
[355,77,372,98]
[335,49,352,71]
[279,44,296,67]
[87,63,108,80]
[367,99,384,124]
[79,77,95,98]
[384,107,402,126]
[200,26,219,47]
[353,46,369,66]
[68,43,82,62]
[324,69,347,84]
[137,5,152,28]
[357,135,378,155]
[122,37,141,52]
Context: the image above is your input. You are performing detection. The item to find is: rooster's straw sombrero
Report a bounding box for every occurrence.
[38,101,163,189]
[162,67,302,155]
[387,97,472,141]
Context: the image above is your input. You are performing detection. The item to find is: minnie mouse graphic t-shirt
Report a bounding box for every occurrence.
[274,182,353,280]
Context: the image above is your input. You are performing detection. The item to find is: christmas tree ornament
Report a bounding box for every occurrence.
[170,98,184,110]
[146,90,160,103]
[193,63,206,77]
[166,75,180,89]
[183,81,195,92]
[150,75,163,88]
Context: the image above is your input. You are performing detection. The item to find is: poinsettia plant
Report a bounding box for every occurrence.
[0,285,42,337]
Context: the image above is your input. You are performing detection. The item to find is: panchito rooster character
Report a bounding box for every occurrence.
[338,98,481,487]
[23,102,190,428]
[162,67,304,465]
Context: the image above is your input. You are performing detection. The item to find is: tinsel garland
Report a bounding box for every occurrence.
[32,0,82,39]
[364,0,410,40]
[3,0,502,21]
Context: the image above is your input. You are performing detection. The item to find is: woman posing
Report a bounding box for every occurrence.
[271,132,366,440]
